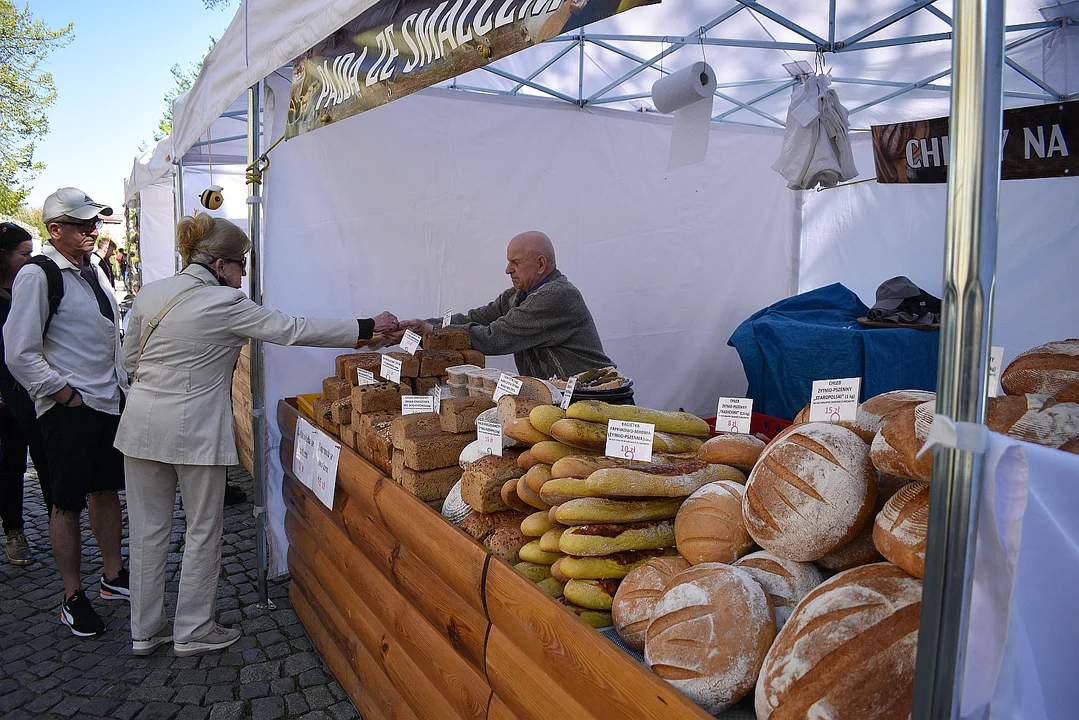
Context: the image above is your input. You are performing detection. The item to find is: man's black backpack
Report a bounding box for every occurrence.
[0,255,64,430]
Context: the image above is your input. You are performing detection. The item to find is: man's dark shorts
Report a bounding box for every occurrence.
[38,403,124,512]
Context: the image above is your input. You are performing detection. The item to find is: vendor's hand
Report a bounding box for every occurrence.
[401,318,434,335]
[383,328,406,345]
[373,311,400,335]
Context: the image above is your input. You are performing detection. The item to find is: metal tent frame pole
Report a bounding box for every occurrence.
[246,82,272,609]
[172,159,185,274]
[913,0,1004,716]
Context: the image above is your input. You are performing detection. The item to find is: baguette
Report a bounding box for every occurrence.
[513,561,553,583]
[529,405,567,435]
[530,440,600,465]
[557,548,677,580]
[559,520,676,557]
[567,400,711,437]
[557,598,612,628]
[564,578,620,611]
[500,478,532,514]
[550,455,636,479]
[545,462,745,501]
[516,475,549,510]
[504,416,552,446]
[554,497,685,525]
[538,526,565,553]
[550,557,570,583]
[521,510,559,537]
[523,463,553,494]
[519,540,562,565]
[536,577,567,598]
[550,418,703,453]
[516,449,539,470]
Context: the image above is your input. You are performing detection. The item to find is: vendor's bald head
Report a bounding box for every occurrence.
[506,231,557,292]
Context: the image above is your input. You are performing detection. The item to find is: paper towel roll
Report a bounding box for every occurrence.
[651,62,717,114]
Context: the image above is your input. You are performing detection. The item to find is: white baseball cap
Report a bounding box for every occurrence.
[43,187,113,221]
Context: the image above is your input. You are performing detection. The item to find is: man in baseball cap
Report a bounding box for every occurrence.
[4,187,128,638]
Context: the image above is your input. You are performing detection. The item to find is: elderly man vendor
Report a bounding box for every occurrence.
[401,231,612,379]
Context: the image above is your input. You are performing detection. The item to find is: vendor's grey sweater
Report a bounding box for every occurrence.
[440,270,613,379]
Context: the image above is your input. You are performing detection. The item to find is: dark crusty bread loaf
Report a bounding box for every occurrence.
[674,481,753,564]
[742,423,876,562]
[755,562,922,720]
[612,557,690,652]
[734,551,822,630]
[873,481,929,579]
[1000,339,1079,401]
[646,563,776,714]
[986,394,1079,448]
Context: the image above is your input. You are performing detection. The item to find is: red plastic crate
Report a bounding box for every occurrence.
[704,412,791,441]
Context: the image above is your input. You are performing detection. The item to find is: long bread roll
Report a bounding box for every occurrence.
[559,520,676,556]
[504,417,552,446]
[550,455,636,479]
[555,497,685,524]
[516,475,549,510]
[557,598,612,628]
[545,462,745,502]
[529,405,567,435]
[536,577,566,598]
[530,440,600,465]
[550,556,570,583]
[564,578,620,611]
[513,561,552,582]
[558,548,677,580]
[518,540,561,565]
[521,510,559,537]
[567,400,711,437]
[549,418,702,453]
[538,526,565,553]
[500,478,532,514]
[523,463,553,494]
[516,449,540,470]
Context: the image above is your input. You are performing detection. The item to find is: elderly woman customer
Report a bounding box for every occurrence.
[116,213,398,657]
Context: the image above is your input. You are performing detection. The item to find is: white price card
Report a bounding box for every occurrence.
[476,419,503,457]
[442,308,453,329]
[809,377,862,423]
[312,431,341,509]
[356,368,377,386]
[492,373,523,402]
[293,417,319,489]
[605,419,654,462]
[988,346,1005,397]
[560,376,578,411]
[402,395,435,415]
[380,354,402,384]
[716,397,753,434]
[431,385,442,414]
[400,329,422,355]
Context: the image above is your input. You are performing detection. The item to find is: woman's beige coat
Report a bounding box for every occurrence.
[115,264,357,465]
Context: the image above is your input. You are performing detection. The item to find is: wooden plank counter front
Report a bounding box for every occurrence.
[278,398,709,720]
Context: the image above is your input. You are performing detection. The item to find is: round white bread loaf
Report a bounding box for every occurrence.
[695,433,766,470]
[742,423,876,562]
[986,394,1079,448]
[645,563,776,714]
[870,400,935,480]
[674,481,753,564]
[611,556,690,652]
[1000,339,1079,401]
[873,481,929,579]
[734,551,822,630]
[816,471,910,573]
[755,562,921,720]
[853,390,936,443]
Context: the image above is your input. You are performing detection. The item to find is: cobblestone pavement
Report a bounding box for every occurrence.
[0,466,361,720]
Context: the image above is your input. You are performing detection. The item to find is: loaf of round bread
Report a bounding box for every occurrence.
[441,480,471,525]
[986,394,1079,448]
[645,563,776,714]
[873,481,929,579]
[734,551,822,630]
[674,481,753,564]
[742,423,876,562]
[695,433,766,471]
[1000,339,1079,401]
[611,556,690,652]
[816,472,910,573]
[853,390,936,443]
[870,400,934,480]
[755,562,922,720]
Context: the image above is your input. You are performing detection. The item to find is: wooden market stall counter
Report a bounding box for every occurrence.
[278,398,709,720]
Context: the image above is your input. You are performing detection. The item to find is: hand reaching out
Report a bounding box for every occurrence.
[373,311,400,336]
[400,318,434,335]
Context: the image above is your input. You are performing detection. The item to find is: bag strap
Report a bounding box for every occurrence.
[133,284,204,379]
[26,255,64,337]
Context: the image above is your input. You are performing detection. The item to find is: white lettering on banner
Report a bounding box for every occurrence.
[492,373,523,401]
[455,0,478,44]
[494,0,516,29]
[401,14,421,73]
[605,420,654,462]
[315,49,368,112]
[379,28,399,82]
[716,397,753,434]
[988,346,1005,398]
[474,0,497,35]
[380,354,403,384]
[402,395,435,415]
[476,419,503,457]
[312,432,342,509]
[357,368,377,386]
[1024,124,1070,159]
[436,0,464,57]
[560,376,577,411]
[400,329,422,355]
[293,417,319,489]
[809,378,862,423]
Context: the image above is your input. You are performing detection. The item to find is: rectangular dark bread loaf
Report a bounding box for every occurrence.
[386,351,420,378]
[390,412,442,449]
[322,376,351,402]
[391,451,462,501]
[423,327,471,351]
[419,350,465,377]
[351,382,408,414]
[336,352,384,385]
[440,396,496,433]
[400,431,475,471]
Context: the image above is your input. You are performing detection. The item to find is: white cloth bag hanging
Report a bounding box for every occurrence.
[772,73,858,190]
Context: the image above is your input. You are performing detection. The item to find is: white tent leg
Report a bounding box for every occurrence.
[172,159,185,274]
[913,0,1004,717]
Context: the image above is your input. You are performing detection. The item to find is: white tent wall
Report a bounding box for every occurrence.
[180,166,249,229]
[257,87,797,574]
[799,132,1079,369]
[138,180,179,285]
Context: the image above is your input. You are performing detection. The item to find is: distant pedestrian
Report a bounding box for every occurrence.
[94,237,117,287]
[117,247,128,286]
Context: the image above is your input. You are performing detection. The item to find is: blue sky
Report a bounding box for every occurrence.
[24,1,235,210]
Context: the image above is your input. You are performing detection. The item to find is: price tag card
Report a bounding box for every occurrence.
[492,373,523,401]
[809,377,862,423]
[605,419,654,462]
[380,354,403,384]
[402,395,435,415]
[293,417,319,489]
[400,329,422,355]
[476,419,503,457]
[988,346,1005,397]
[716,397,753,434]
[442,308,453,329]
[312,431,341,509]
[356,368,377,386]
[431,385,442,414]
[560,376,578,411]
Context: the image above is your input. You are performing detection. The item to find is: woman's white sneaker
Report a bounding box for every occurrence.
[172,624,241,657]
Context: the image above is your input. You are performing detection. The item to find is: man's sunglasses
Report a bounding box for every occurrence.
[53,219,103,235]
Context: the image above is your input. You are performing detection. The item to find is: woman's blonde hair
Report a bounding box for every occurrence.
[177,212,251,266]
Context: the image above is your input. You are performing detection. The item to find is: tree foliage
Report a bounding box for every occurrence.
[203,0,236,8]
[154,61,200,141]
[0,1,73,214]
